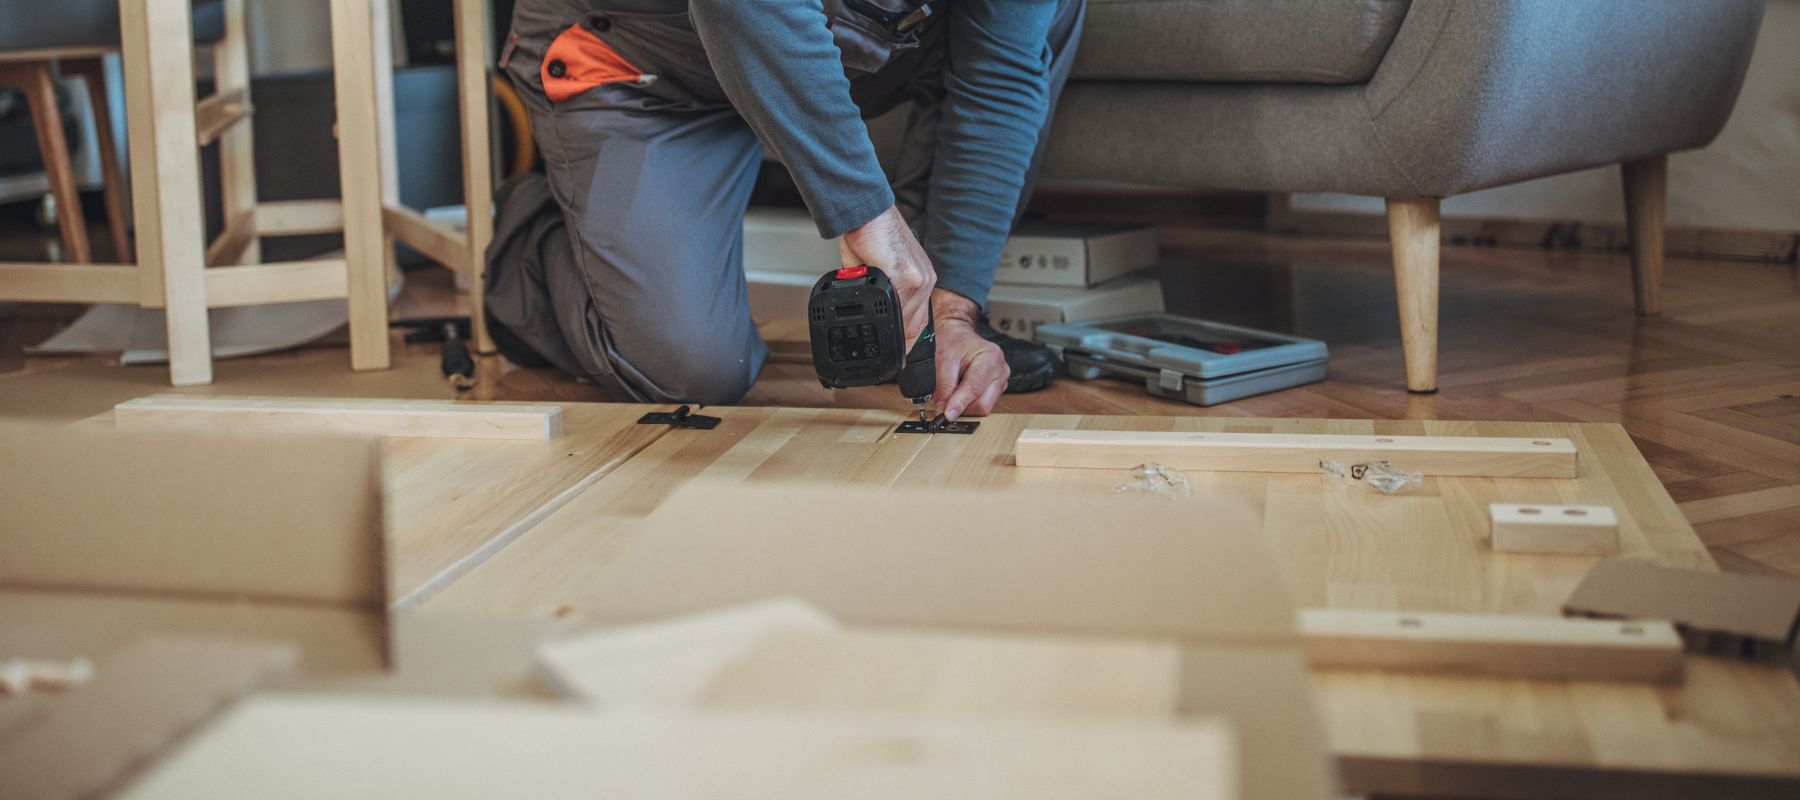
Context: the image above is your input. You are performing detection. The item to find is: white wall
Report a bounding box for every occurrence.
[1293,0,1800,231]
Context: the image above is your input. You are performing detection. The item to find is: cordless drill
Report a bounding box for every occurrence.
[807,265,946,428]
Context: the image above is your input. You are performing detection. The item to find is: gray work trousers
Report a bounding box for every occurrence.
[486,0,1085,404]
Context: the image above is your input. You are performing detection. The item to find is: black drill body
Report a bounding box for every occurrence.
[808,265,935,413]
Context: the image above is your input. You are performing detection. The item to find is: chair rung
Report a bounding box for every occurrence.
[195,89,252,146]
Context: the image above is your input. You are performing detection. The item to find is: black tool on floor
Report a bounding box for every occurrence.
[807,265,976,435]
[391,317,476,390]
[637,405,721,429]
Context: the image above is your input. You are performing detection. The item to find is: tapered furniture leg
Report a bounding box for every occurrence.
[1386,197,1440,394]
[330,0,393,371]
[66,59,131,263]
[1621,155,1666,317]
[4,62,92,264]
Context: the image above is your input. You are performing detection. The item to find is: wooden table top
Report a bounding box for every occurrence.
[412,404,1800,798]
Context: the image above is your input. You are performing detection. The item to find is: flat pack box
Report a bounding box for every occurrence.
[743,207,1160,288]
[0,423,391,800]
[556,483,1336,800]
[746,269,1164,343]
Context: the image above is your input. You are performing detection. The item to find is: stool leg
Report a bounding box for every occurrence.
[215,0,261,265]
[66,59,132,263]
[122,0,212,385]
[331,0,393,371]
[455,0,496,354]
[9,62,93,264]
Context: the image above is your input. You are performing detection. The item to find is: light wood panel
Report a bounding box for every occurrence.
[1298,608,1682,683]
[1014,428,1578,477]
[113,395,563,440]
[383,403,669,608]
[120,698,1237,800]
[418,407,1800,798]
[1490,502,1621,555]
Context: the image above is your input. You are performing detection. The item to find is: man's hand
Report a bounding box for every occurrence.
[932,289,1008,420]
[839,205,935,353]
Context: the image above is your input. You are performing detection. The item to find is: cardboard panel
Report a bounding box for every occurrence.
[576,483,1299,644]
[0,423,384,607]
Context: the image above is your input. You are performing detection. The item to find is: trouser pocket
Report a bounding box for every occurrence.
[540,22,653,104]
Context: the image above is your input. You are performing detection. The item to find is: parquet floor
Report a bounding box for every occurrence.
[2,204,1796,578]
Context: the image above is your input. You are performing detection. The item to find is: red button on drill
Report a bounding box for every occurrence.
[835,265,868,280]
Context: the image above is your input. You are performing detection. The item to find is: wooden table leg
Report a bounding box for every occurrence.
[0,61,92,265]
[64,58,132,263]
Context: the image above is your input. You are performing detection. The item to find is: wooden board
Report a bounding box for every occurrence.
[1015,428,1579,478]
[120,698,1237,800]
[114,395,563,440]
[1564,559,1800,660]
[1490,502,1620,555]
[383,403,669,607]
[416,407,1800,798]
[1298,608,1684,683]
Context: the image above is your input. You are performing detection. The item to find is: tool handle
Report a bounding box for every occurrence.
[898,319,936,404]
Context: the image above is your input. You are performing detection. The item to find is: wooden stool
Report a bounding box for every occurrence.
[0,48,132,266]
[0,0,495,386]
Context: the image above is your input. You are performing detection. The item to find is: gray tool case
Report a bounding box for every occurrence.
[1033,313,1328,406]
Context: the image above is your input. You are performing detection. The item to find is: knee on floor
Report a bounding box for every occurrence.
[616,330,765,406]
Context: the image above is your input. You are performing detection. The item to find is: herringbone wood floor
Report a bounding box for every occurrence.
[3,207,1796,578]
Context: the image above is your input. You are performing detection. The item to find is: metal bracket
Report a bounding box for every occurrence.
[637,405,721,430]
[896,416,980,435]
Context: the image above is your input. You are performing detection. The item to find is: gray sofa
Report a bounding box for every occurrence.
[1040,0,1766,392]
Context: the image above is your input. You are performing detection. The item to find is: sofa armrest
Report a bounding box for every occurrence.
[1365,0,1764,197]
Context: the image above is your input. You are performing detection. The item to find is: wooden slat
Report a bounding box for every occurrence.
[113,395,563,440]
[0,45,116,64]
[254,200,344,236]
[0,263,139,303]
[1489,503,1620,555]
[203,259,348,307]
[122,0,212,385]
[203,209,256,268]
[193,88,250,147]
[383,205,469,272]
[329,0,393,372]
[1014,428,1579,477]
[1298,609,1685,683]
[119,697,1237,800]
[454,0,496,354]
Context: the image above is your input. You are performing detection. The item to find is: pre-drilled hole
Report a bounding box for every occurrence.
[1375,437,1393,443]
[1621,625,1645,636]
[1398,617,1423,628]
[1519,507,1542,515]
[1532,440,1552,446]
[1563,508,1588,517]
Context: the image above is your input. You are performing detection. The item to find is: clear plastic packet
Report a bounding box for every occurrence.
[1115,463,1192,499]
[1319,459,1422,495]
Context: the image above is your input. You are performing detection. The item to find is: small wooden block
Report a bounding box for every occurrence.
[114,395,563,440]
[1489,503,1619,555]
[1298,608,1685,683]
[1013,429,1578,478]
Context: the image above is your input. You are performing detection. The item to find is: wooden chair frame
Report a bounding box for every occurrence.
[0,0,494,386]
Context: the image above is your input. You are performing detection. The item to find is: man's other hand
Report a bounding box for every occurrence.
[932,290,1008,420]
[839,205,935,353]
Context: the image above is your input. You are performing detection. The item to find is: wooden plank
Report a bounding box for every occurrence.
[1490,503,1620,555]
[329,0,392,372]
[120,697,1237,800]
[1565,559,1800,661]
[122,0,212,385]
[254,200,344,236]
[113,395,562,440]
[1299,608,1684,683]
[0,263,139,303]
[213,0,259,265]
[193,88,251,147]
[454,0,496,354]
[383,205,468,272]
[1014,428,1579,477]
[0,639,298,800]
[204,259,349,307]
[203,209,256,268]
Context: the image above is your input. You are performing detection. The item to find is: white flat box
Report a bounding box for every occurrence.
[1489,503,1620,555]
[742,208,1160,288]
[996,220,1159,288]
[746,271,1165,342]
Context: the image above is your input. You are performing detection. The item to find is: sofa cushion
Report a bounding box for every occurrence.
[0,0,226,51]
[1072,0,1411,84]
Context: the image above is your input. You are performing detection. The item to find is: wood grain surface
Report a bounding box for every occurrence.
[413,406,1800,798]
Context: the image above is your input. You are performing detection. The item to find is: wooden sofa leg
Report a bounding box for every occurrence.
[1387,197,1440,394]
[1621,156,1666,316]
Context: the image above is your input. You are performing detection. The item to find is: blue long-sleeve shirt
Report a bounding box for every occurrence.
[688,0,1057,308]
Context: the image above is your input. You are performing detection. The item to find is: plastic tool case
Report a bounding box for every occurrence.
[1033,313,1328,406]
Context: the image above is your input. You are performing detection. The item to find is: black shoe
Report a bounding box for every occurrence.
[976,315,1059,393]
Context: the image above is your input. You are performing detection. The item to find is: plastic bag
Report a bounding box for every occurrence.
[1115,463,1192,499]
[1319,459,1421,495]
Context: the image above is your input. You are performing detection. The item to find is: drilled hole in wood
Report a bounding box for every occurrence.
[1518,507,1543,515]
[1532,440,1552,446]
[1398,618,1423,628]
[1563,508,1588,517]
[1621,625,1646,636]
[1375,438,1393,443]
